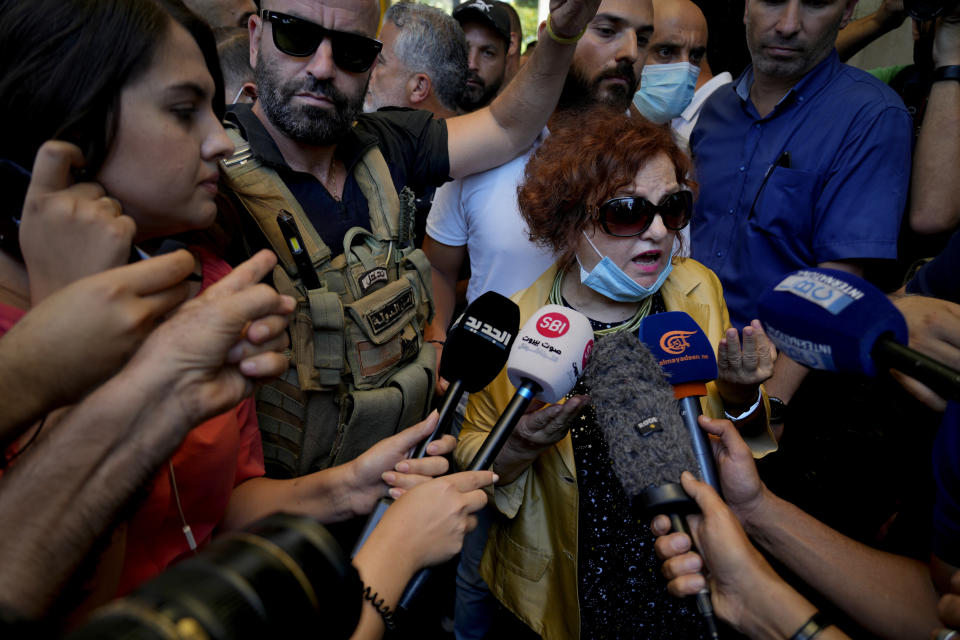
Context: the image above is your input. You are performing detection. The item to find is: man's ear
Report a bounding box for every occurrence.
[249,13,263,69]
[839,0,861,30]
[241,82,258,102]
[408,73,432,105]
[509,31,520,57]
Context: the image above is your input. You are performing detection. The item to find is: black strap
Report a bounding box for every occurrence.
[933,65,960,83]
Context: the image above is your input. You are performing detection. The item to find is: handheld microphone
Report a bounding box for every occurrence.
[638,311,720,491]
[398,305,593,611]
[583,330,720,640]
[467,304,594,471]
[413,291,520,457]
[758,268,960,401]
[352,292,520,556]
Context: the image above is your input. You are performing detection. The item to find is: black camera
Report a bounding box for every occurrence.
[68,514,363,640]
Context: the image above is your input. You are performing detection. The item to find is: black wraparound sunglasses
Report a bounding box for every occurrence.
[260,10,382,73]
[597,190,693,237]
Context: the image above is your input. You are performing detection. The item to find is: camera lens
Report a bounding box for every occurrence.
[68,514,363,640]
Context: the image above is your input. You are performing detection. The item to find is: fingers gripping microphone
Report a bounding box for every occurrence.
[639,311,721,492]
[758,268,960,401]
[353,292,520,557]
[397,305,593,611]
[583,331,720,640]
[467,304,594,470]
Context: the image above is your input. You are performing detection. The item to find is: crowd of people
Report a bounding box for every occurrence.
[0,0,959,638]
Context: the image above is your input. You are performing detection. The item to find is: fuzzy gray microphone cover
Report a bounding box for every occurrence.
[581,330,701,497]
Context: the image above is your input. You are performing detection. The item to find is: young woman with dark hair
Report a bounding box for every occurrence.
[0,2,491,633]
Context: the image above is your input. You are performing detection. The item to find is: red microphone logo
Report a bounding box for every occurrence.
[582,339,594,369]
[660,330,696,355]
[537,312,570,338]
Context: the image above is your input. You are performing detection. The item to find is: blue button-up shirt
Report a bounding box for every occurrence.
[690,51,911,329]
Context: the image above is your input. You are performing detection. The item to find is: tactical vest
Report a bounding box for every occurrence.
[221,124,436,477]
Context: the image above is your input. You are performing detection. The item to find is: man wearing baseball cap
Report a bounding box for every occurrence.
[453,0,512,112]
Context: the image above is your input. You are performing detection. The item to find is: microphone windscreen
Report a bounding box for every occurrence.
[440,291,520,392]
[758,268,908,377]
[638,311,718,385]
[506,304,594,404]
[582,331,700,497]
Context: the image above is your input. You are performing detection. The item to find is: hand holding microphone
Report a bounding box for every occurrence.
[352,292,519,554]
[651,471,821,640]
[396,304,593,611]
[759,268,960,402]
[584,330,721,638]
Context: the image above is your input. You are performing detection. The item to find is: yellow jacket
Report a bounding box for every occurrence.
[455,259,774,640]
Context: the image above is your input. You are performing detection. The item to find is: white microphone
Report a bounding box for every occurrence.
[468,304,594,470]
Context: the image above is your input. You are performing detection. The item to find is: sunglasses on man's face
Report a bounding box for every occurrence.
[597,190,693,237]
[260,10,382,73]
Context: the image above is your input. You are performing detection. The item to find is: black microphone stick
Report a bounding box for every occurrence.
[398,304,594,610]
[351,292,519,556]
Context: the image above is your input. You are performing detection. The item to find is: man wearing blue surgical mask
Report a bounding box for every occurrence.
[632,0,731,150]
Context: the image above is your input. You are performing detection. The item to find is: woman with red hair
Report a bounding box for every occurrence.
[455,107,777,639]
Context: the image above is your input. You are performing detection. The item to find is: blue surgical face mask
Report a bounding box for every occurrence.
[632,62,700,124]
[577,232,674,302]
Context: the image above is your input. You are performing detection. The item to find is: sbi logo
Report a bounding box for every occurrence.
[537,312,570,338]
[659,330,696,355]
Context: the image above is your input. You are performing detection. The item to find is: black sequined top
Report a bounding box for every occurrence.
[566,292,709,639]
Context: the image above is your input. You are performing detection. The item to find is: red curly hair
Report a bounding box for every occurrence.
[518,107,696,265]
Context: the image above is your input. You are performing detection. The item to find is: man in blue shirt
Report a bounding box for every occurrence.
[690,0,912,414]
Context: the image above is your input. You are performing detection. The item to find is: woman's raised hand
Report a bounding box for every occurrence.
[19,141,137,304]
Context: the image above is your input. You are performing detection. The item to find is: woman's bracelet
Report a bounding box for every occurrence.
[790,611,832,640]
[723,388,763,421]
[546,14,588,45]
[361,583,397,631]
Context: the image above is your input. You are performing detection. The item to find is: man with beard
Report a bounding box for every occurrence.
[454,0,512,112]
[689,0,912,431]
[420,2,652,637]
[425,0,652,387]
[221,0,601,483]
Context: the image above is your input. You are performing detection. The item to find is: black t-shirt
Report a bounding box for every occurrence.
[225,104,450,252]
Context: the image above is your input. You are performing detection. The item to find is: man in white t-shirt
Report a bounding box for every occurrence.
[424,0,655,389]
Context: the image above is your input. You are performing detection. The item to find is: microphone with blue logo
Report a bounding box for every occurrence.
[758,268,960,402]
[639,312,721,492]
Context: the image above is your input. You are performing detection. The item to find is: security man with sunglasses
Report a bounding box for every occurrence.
[218,0,603,488]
